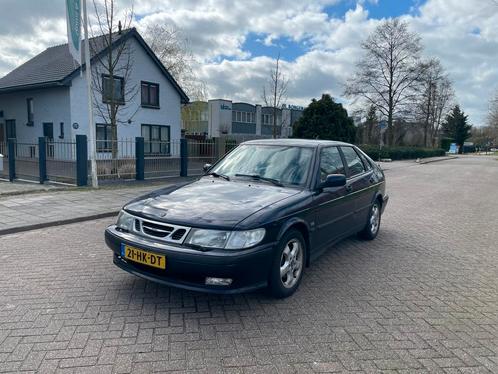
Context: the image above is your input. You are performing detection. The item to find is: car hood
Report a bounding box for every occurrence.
[124,177,302,228]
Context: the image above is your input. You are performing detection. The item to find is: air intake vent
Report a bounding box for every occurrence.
[171,229,186,241]
[142,221,174,238]
[134,217,191,244]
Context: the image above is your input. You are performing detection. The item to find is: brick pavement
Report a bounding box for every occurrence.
[0,156,497,373]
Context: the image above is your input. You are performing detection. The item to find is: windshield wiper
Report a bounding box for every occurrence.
[206,171,230,181]
[234,173,283,187]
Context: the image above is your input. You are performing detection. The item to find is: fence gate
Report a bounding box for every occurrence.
[0,142,9,179]
[14,141,39,182]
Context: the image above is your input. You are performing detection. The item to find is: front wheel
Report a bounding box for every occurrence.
[268,229,305,298]
[359,201,381,240]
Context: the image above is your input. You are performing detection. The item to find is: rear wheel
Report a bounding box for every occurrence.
[268,229,305,298]
[359,200,381,240]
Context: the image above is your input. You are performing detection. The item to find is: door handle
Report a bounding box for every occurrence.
[346,184,353,193]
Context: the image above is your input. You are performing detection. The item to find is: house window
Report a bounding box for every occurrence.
[96,123,112,152]
[102,75,124,104]
[141,81,159,108]
[263,114,273,125]
[6,120,16,139]
[59,122,64,139]
[26,98,34,125]
[142,124,170,154]
[236,112,241,122]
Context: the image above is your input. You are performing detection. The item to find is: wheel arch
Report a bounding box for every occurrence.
[372,191,384,208]
[277,218,311,267]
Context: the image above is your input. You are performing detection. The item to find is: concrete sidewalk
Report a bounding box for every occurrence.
[0,179,190,235]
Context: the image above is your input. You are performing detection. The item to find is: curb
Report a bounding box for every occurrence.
[0,211,119,237]
[0,176,198,198]
[418,156,458,164]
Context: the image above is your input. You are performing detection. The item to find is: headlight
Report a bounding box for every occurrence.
[226,228,266,249]
[185,228,265,249]
[116,210,134,231]
[185,229,229,248]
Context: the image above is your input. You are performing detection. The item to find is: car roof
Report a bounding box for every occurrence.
[240,138,353,147]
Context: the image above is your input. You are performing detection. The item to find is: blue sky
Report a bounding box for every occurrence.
[0,0,496,126]
[243,0,426,62]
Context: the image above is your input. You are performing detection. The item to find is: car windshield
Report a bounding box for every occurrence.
[210,144,314,186]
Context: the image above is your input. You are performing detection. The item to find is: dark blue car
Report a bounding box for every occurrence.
[105,139,388,298]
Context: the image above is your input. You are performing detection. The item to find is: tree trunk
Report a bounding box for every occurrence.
[387,110,393,146]
[273,106,277,139]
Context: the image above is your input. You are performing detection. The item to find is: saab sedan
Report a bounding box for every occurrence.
[105,139,388,298]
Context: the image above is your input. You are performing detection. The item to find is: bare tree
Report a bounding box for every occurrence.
[143,24,206,101]
[344,19,427,146]
[470,125,498,150]
[262,54,289,139]
[416,58,454,147]
[91,0,137,158]
[488,91,498,129]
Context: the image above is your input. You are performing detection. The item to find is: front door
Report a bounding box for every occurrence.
[312,146,356,253]
[0,123,4,143]
[339,146,372,230]
[43,123,54,158]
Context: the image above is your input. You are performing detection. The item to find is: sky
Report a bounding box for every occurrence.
[1,0,498,126]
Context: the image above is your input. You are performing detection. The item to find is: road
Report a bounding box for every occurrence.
[0,156,497,373]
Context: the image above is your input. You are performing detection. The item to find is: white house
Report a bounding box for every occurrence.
[0,28,189,159]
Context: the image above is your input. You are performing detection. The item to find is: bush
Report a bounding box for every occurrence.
[440,138,453,151]
[357,145,446,161]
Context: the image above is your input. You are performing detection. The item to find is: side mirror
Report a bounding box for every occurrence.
[203,163,212,172]
[320,174,346,188]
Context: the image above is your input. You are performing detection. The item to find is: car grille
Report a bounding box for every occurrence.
[133,217,190,244]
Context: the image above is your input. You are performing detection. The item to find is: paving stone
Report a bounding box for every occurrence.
[0,157,497,372]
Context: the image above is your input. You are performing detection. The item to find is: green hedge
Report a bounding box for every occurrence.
[357,145,446,160]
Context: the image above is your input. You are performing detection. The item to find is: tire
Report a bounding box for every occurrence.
[359,200,381,240]
[268,229,306,298]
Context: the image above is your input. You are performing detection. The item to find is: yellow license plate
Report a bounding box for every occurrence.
[121,244,166,269]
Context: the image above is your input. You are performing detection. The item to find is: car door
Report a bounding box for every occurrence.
[312,146,357,252]
[339,146,373,230]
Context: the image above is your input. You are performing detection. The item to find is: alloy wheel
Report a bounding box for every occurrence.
[370,204,380,235]
[280,239,303,288]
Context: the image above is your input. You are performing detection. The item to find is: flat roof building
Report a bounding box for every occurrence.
[182,99,303,138]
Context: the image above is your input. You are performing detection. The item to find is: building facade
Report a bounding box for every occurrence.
[182,99,303,139]
[0,28,188,159]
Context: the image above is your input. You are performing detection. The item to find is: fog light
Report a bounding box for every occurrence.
[205,277,233,286]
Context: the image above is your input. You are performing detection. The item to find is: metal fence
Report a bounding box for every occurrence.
[2,136,248,185]
[0,141,9,179]
[188,140,217,175]
[144,140,181,179]
[95,139,136,180]
[14,142,39,181]
[46,141,77,184]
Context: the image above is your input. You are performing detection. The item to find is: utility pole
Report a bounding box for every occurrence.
[83,0,98,188]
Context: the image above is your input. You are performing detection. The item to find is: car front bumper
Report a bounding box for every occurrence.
[105,225,276,294]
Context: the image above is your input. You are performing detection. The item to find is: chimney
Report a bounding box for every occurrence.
[118,21,122,34]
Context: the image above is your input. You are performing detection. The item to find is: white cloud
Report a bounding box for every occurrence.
[0,0,497,125]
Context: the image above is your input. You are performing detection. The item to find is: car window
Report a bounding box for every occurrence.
[340,146,365,177]
[210,144,314,186]
[357,150,372,171]
[319,147,345,182]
